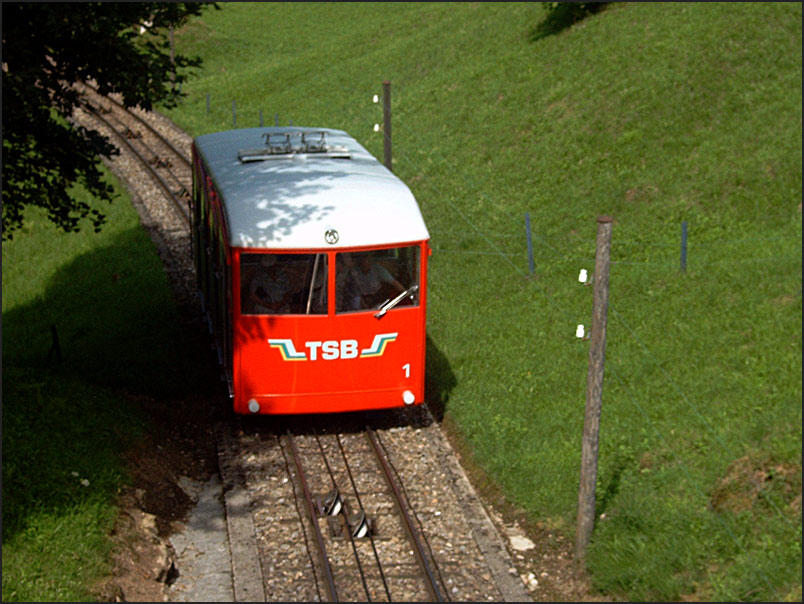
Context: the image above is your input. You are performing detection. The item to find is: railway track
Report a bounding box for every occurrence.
[73,88,534,602]
[280,426,445,601]
[75,82,193,224]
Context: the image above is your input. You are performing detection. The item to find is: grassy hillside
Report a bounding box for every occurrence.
[163,2,801,600]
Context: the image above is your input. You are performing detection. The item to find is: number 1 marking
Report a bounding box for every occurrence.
[402,363,410,378]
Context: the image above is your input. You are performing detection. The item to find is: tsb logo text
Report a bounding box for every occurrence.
[268,333,398,361]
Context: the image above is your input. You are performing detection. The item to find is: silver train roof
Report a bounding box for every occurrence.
[193,127,429,250]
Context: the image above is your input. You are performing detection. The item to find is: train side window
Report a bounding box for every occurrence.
[336,247,419,313]
[241,253,327,315]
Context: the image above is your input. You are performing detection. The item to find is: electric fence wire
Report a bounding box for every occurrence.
[201,94,801,269]
[392,121,799,536]
[384,119,799,271]
[392,149,581,332]
[428,222,800,270]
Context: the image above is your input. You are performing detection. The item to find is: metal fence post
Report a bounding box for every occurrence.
[525,212,535,275]
[681,220,688,272]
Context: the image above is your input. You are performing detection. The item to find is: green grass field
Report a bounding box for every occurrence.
[1,179,207,600]
[2,2,800,601]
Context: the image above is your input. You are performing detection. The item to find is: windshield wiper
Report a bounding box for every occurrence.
[374,285,418,319]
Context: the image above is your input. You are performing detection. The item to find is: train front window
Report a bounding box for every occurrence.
[240,253,328,315]
[336,246,420,314]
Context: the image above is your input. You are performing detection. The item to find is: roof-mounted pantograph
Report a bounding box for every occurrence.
[238,131,351,163]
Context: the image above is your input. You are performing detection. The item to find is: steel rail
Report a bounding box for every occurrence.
[83,103,191,225]
[365,427,446,602]
[104,107,187,179]
[315,433,373,601]
[336,433,393,601]
[97,105,190,201]
[286,431,339,602]
[77,81,192,169]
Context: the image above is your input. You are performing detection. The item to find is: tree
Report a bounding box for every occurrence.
[1,2,216,240]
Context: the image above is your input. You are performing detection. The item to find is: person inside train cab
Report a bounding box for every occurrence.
[342,252,405,311]
[246,254,290,314]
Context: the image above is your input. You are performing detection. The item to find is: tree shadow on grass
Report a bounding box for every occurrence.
[2,226,219,542]
[529,2,610,42]
[3,226,213,397]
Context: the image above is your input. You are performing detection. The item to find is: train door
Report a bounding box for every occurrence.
[223,263,233,395]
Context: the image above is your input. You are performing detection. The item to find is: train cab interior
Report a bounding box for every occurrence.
[239,246,420,316]
[240,253,328,315]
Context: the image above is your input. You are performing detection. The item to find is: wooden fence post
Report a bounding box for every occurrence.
[575,215,613,564]
[382,80,392,172]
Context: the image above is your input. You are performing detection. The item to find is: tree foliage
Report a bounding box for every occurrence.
[1,2,215,240]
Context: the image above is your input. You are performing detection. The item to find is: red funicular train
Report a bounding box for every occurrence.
[191,127,430,415]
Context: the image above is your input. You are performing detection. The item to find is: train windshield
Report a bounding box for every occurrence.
[240,253,328,315]
[336,246,420,314]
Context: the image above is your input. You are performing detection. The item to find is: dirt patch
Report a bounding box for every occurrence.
[710,454,802,516]
[624,184,659,204]
[94,392,221,602]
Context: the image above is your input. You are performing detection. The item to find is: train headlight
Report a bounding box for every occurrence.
[247,399,260,414]
[402,390,415,405]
